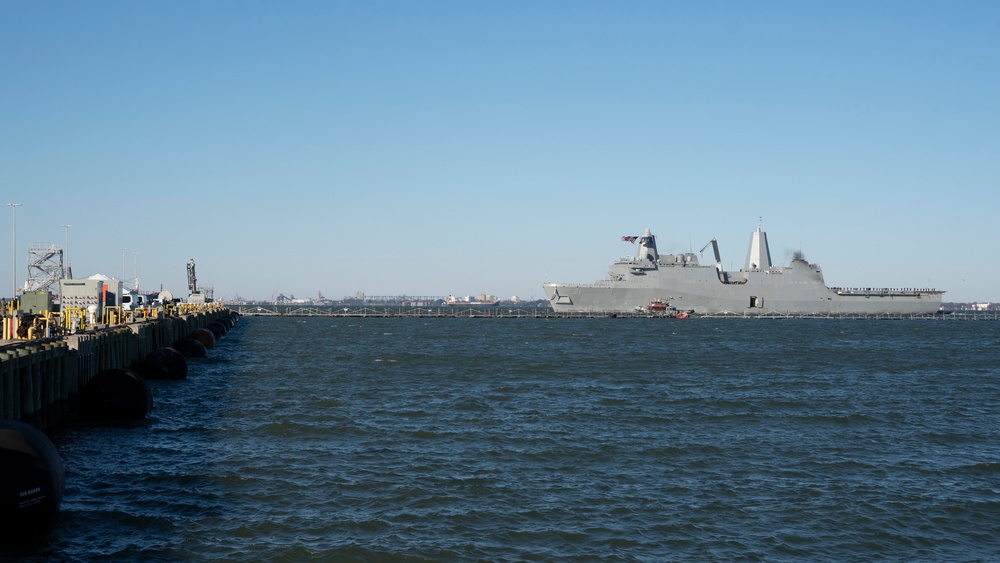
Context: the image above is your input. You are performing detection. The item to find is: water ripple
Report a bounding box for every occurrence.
[13,318,1000,561]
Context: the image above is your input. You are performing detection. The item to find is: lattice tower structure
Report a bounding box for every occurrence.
[26,243,65,292]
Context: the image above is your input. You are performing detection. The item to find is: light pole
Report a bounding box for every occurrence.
[121,247,127,285]
[7,203,21,299]
[133,251,139,293]
[62,224,71,279]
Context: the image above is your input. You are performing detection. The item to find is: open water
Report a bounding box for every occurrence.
[8,316,1000,561]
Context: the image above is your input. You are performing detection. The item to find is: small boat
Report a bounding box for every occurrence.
[642,298,684,317]
[646,298,670,312]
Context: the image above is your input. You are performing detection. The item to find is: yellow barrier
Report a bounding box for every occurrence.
[62,307,87,333]
[3,300,226,341]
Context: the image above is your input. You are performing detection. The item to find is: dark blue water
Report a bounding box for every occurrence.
[12,317,1000,561]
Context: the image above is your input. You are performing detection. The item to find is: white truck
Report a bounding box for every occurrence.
[122,292,146,311]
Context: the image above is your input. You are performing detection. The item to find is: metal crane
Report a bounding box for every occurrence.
[699,239,724,274]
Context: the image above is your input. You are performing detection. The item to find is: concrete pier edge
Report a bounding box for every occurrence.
[0,308,234,431]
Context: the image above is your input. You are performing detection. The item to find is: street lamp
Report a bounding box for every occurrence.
[7,203,21,299]
[121,247,127,285]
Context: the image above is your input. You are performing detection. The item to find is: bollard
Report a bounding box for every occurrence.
[1,352,12,419]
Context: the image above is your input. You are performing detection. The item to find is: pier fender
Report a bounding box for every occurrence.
[206,322,226,340]
[0,420,65,542]
[79,368,153,421]
[143,347,188,380]
[190,328,216,350]
[172,338,208,358]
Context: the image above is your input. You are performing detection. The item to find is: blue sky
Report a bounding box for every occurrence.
[2,2,997,302]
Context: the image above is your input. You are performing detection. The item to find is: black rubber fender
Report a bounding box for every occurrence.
[79,368,153,421]
[206,322,226,340]
[190,328,216,350]
[142,347,188,380]
[0,420,65,541]
[172,338,208,358]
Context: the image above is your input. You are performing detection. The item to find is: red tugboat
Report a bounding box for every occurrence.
[646,298,670,312]
[642,299,692,318]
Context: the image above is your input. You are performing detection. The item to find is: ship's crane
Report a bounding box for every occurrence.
[698,239,745,285]
[699,239,724,274]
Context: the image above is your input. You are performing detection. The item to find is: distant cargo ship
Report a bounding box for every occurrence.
[543,225,944,315]
[444,295,500,306]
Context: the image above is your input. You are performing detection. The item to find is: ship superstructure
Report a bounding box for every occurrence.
[543,225,943,315]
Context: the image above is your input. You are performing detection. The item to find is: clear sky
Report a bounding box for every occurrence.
[2,1,997,303]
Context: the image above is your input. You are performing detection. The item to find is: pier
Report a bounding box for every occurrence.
[0,306,234,431]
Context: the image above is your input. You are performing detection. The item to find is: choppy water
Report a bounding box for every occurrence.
[10,317,1000,561]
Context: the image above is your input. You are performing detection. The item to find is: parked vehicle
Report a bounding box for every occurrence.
[122,293,146,311]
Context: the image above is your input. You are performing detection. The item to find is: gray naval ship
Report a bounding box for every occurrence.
[543,225,944,315]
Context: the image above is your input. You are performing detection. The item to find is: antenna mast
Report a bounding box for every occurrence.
[187,259,198,294]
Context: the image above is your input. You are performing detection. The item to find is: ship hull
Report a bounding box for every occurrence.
[545,226,943,315]
[544,262,942,315]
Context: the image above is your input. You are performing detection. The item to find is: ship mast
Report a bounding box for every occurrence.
[638,228,658,262]
[745,223,772,271]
